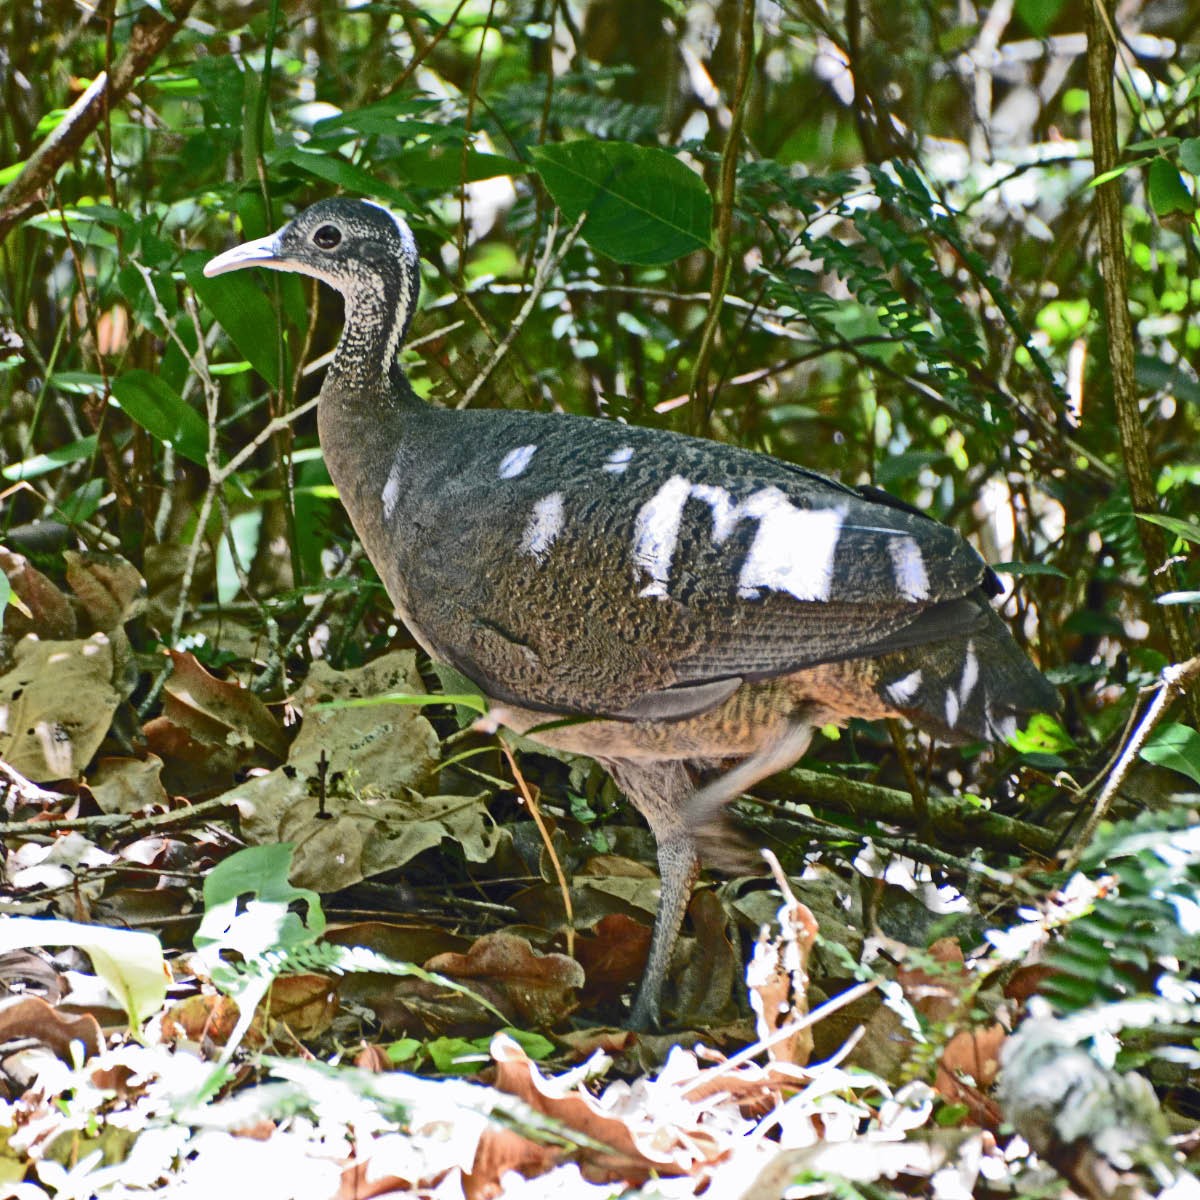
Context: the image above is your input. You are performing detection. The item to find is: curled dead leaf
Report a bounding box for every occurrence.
[0,994,102,1063]
[427,933,584,1029]
[0,546,76,641]
[63,551,146,633]
[747,855,819,1067]
[163,649,288,760]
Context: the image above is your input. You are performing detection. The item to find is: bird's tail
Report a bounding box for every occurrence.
[874,600,1059,743]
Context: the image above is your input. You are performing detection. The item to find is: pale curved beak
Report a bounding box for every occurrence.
[203,232,281,278]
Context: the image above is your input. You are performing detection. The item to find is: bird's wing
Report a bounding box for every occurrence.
[403,410,998,717]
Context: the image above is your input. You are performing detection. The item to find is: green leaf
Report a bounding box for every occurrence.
[47,371,106,396]
[186,253,281,387]
[501,1027,555,1060]
[109,371,210,465]
[1008,712,1076,755]
[270,145,411,206]
[427,1036,489,1075]
[532,141,712,265]
[0,917,167,1028]
[1181,138,1200,175]
[1140,724,1200,787]
[1089,157,1152,189]
[2,435,98,482]
[1148,158,1195,217]
[196,843,326,960]
[1015,0,1064,35]
[991,560,1069,578]
[1136,512,1200,545]
[394,146,528,189]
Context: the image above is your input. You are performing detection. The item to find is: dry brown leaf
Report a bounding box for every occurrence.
[935,1023,1006,1128]
[141,714,241,798]
[463,1126,562,1200]
[233,778,496,893]
[574,913,650,1008]
[87,754,168,814]
[163,649,288,760]
[488,1034,718,1181]
[427,933,584,1029]
[898,936,964,1025]
[0,633,120,780]
[264,973,339,1040]
[63,550,146,632]
[353,1043,392,1073]
[673,888,740,1027]
[0,994,102,1062]
[0,546,76,641]
[219,652,489,892]
[161,994,256,1049]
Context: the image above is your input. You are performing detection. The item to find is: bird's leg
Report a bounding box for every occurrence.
[687,720,815,829]
[631,831,701,1030]
[601,759,699,1030]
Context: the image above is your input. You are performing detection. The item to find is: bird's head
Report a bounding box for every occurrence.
[204,198,421,367]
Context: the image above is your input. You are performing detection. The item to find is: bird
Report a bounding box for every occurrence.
[204,196,1059,1030]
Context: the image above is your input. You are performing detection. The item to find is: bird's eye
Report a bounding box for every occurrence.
[313,224,342,250]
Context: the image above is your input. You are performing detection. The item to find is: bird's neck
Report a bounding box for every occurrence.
[326,274,413,397]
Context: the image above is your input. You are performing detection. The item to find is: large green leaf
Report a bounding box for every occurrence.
[1137,512,1200,545]
[270,145,412,206]
[532,141,712,265]
[1141,723,1200,787]
[186,253,282,387]
[0,917,167,1028]
[394,145,528,189]
[109,371,210,465]
[1148,158,1195,217]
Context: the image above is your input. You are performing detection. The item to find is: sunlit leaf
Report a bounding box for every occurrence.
[1141,724,1200,786]
[532,141,712,265]
[1148,158,1194,217]
[110,371,210,465]
[0,917,167,1028]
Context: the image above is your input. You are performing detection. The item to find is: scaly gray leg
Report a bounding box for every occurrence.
[602,759,699,1030]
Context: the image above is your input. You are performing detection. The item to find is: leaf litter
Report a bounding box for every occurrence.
[1,549,1195,1197]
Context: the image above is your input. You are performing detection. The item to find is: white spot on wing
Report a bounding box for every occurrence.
[958,639,979,707]
[382,461,404,520]
[738,490,843,602]
[632,475,692,597]
[690,484,741,543]
[631,478,843,602]
[499,444,537,479]
[886,669,923,705]
[521,492,564,563]
[603,446,634,473]
[889,535,930,601]
[945,688,960,729]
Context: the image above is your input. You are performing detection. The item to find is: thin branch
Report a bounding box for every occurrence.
[0,0,199,240]
[500,740,574,958]
[690,0,756,434]
[755,766,1061,858]
[455,212,584,409]
[1064,655,1200,873]
[1086,0,1199,724]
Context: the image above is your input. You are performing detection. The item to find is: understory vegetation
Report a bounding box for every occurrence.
[1,0,1199,1195]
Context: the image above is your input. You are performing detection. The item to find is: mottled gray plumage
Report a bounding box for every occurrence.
[205,198,1059,1029]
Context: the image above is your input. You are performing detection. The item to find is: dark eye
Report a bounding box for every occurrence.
[313,224,342,250]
